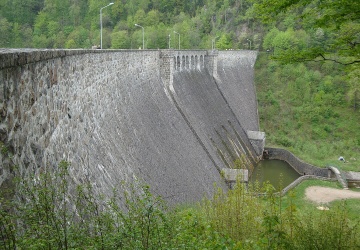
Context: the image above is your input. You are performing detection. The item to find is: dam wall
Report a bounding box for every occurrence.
[0,49,260,204]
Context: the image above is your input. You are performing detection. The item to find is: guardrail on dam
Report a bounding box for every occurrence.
[0,49,263,204]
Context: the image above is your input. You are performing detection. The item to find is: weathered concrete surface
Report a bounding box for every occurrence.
[247,131,266,157]
[0,49,260,204]
[216,51,259,131]
[171,68,257,171]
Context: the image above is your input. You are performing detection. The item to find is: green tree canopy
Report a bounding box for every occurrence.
[253,0,360,66]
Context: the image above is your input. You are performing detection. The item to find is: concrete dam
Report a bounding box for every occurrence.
[0,49,263,204]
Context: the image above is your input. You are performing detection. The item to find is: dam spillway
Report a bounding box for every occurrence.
[0,49,263,204]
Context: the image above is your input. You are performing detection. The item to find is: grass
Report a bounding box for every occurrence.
[281,179,360,221]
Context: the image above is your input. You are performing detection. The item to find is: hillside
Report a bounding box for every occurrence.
[255,53,360,171]
[0,0,261,50]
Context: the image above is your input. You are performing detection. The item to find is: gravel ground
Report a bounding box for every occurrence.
[305,186,360,204]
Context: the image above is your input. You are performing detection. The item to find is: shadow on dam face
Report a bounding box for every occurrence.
[0,49,261,205]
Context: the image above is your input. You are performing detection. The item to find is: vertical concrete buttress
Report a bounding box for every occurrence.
[160,50,174,87]
[206,50,218,78]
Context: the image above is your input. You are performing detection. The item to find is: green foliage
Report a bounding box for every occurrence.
[292,202,360,249]
[67,26,91,48]
[202,180,360,249]
[1,163,359,249]
[64,39,76,49]
[216,33,234,50]
[253,0,360,67]
[14,161,71,249]
[105,183,172,249]
[0,142,8,156]
[111,30,131,49]
[255,52,360,171]
[0,17,12,47]
[347,67,360,110]
[233,154,252,171]
[201,182,264,243]
[1,161,174,249]
[1,0,263,49]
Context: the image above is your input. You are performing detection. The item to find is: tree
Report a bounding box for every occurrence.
[265,28,309,57]
[146,9,160,26]
[0,17,11,47]
[253,0,360,66]
[65,39,77,48]
[11,23,23,48]
[33,34,51,48]
[43,0,71,26]
[111,30,131,49]
[67,26,90,48]
[0,0,44,25]
[216,33,233,49]
[134,9,146,25]
[347,67,360,110]
[262,27,279,52]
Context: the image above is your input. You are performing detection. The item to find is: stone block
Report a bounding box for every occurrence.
[221,168,248,182]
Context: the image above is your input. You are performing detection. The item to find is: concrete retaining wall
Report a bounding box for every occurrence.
[265,147,331,177]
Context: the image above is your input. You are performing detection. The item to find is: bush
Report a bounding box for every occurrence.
[2,160,359,249]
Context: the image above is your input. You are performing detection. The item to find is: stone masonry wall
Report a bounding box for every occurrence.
[0,49,260,204]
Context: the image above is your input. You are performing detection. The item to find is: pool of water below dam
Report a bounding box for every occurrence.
[249,160,300,191]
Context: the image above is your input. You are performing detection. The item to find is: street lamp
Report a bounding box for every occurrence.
[135,24,144,49]
[246,38,252,50]
[174,31,180,50]
[168,34,171,49]
[212,36,219,50]
[100,2,114,49]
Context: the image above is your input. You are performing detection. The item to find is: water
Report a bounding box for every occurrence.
[249,160,300,191]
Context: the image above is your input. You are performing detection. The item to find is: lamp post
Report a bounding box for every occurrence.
[246,38,252,50]
[168,34,171,49]
[100,2,114,49]
[173,31,180,50]
[212,36,219,50]
[135,24,144,49]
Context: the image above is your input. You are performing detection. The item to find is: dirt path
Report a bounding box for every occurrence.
[305,186,360,204]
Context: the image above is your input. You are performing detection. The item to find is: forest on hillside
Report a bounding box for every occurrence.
[0,0,259,50]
